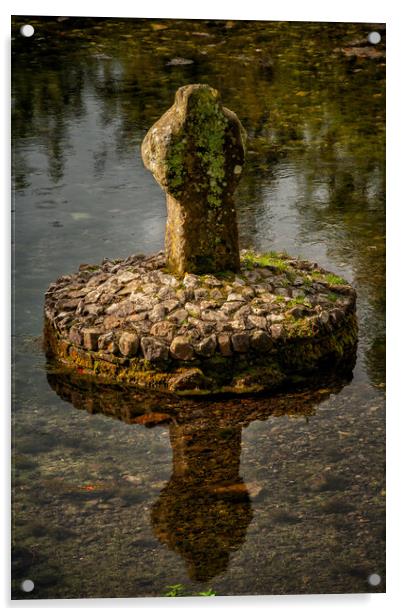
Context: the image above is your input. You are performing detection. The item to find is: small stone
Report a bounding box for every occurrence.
[126,313,148,323]
[83,303,103,317]
[195,334,217,357]
[98,332,118,353]
[170,336,194,361]
[244,270,261,283]
[233,305,251,319]
[175,288,188,304]
[259,292,277,302]
[82,328,100,351]
[148,304,167,322]
[68,327,82,346]
[218,333,232,356]
[119,332,140,357]
[203,275,222,287]
[176,325,199,341]
[185,302,201,318]
[210,288,224,300]
[319,310,330,325]
[255,283,272,294]
[85,289,102,303]
[143,282,160,294]
[117,271,137,284]
[250,330,273,353]
[162,299,180,313]
[274,287,289,297]
[270,324,283,340]
[231,332,250,353]
[227,292,244,302]
[200,300,218,311]
[230,318,246,330]
[168,308,188,323]
[234,276,246,286]
[150,321,177,342]
[157,286,176,300]
[270,314,285,323]
[183,273,199,288]
[159,273,180,287]
[202,309,227,322]
[251,304,270,316]
[129,296,154,313]
[103,314,122,329]
[141,337,169,362]
[286,305,309,319]
[221,300,244,315]
[247,314,267,330]
[169,368,210,392]
[293,276,304,286]
[194,288,209,301]
[330,308,344,325]
[241,286,256,300]
[108,300,136,317]
[68,287,90,299]
[188,317,216,336]
[57,298,80,311]
[106,302,121,314]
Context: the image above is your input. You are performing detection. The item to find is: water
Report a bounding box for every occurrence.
[11,17,385,598]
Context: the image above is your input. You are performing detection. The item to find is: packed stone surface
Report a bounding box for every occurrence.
[44,249,357,395]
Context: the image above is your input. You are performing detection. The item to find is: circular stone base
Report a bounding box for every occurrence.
[44,250,357,395]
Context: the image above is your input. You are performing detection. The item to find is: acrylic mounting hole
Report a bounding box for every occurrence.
[368,31,381,45]
[21,579,35,592]
[368,573,381,586]
[20,24,35,38]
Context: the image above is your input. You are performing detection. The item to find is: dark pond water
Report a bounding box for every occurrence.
[11,17,385,599]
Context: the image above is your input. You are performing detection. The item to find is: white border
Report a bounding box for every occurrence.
[2,1,401,614]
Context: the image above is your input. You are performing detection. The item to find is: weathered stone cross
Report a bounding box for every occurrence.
[141,84,246,276]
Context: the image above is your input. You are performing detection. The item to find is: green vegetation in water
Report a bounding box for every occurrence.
[164,583,216,597]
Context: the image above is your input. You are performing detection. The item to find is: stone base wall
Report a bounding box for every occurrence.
[44,250,357,396]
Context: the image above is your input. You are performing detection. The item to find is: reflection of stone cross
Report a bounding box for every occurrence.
[141,84,246,276]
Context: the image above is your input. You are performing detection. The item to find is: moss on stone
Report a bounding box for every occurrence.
[166,88,228,207]
[311,271,348,285]
[241,250,290,272]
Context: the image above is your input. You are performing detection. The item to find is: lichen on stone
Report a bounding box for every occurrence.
[141,84,245,275]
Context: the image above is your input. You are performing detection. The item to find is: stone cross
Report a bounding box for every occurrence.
[141,84,246,276]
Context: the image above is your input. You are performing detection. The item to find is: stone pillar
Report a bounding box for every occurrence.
[141,84,246,276]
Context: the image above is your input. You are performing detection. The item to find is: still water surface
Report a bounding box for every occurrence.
[12,17,385,598]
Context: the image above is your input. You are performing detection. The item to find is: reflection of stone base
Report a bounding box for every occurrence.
[44,250,357,396]
[46,367,348,427]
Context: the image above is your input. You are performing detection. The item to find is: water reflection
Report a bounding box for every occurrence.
[152,423,252,582]
[46,368,346,581]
